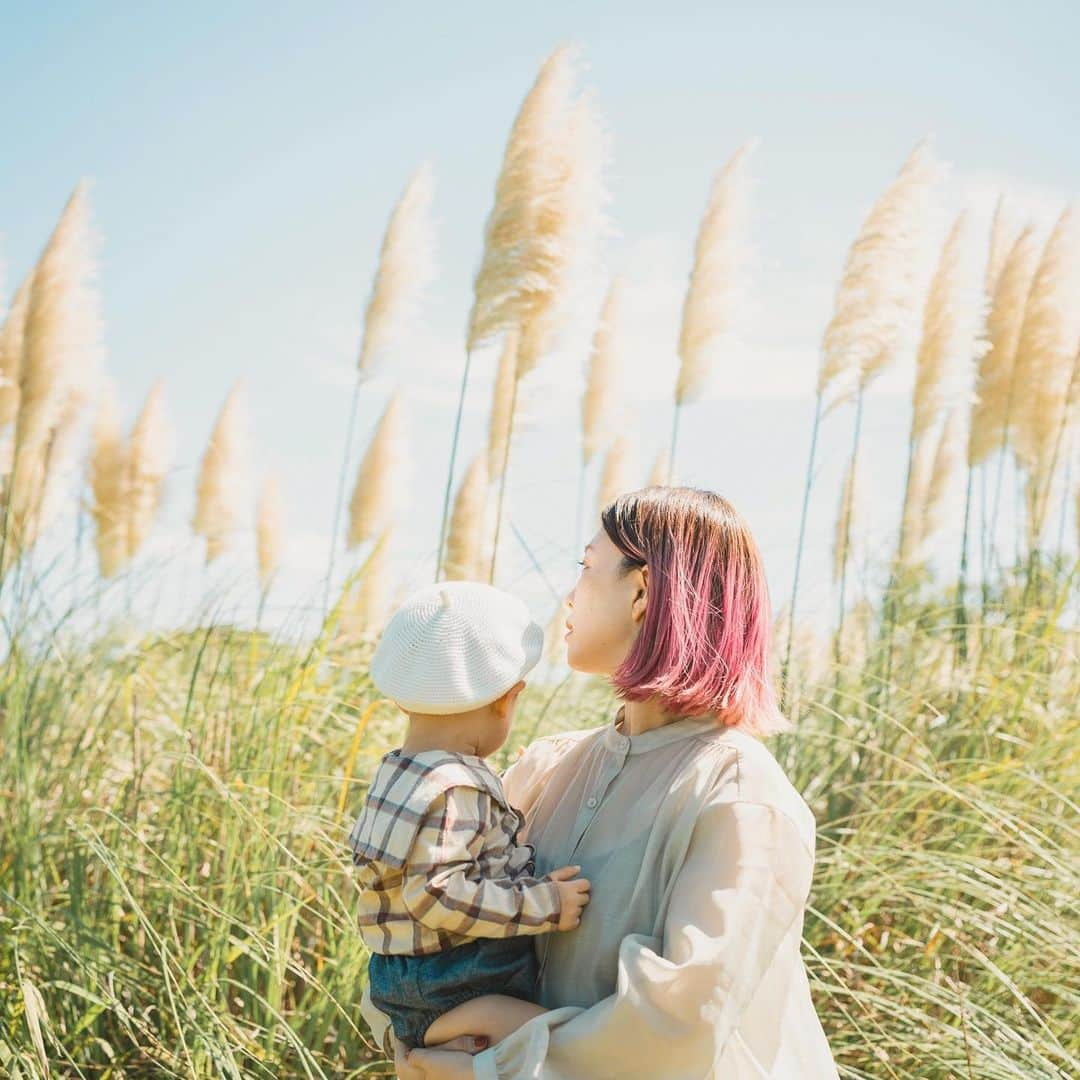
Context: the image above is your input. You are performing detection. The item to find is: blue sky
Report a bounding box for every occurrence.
[1,2,1078,643]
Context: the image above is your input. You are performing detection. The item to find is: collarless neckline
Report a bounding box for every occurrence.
[602,704,721,756]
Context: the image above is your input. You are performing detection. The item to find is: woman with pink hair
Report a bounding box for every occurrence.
[363,486,838,1078]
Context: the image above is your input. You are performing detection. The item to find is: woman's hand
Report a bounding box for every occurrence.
[394,1034,489,1079]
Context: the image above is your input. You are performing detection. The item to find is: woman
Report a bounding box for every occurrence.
[361,486,838,1078]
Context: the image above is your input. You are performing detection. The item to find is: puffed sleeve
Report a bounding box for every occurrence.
[472,797,815,1079]
[399,786,562,938]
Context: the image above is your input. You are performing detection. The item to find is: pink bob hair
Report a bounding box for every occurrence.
[601,486,789,737]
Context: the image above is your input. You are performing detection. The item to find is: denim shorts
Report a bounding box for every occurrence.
[368,935,539,1050]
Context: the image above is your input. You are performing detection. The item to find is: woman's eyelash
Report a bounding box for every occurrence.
[576,560,586,567]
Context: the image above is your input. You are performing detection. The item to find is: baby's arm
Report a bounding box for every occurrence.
[400,786,588,939]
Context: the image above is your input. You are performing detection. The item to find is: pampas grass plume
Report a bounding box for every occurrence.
[1011,204,1080,521]
[192,381,249,564]
[445,452,489,581]
[88,381,128,578]
[582,277,624,465]
[818,139,940,409]
[357,164,437,377]
[348,391,408,548]
[345,526,395,637]
[676,139,756,406]
[921,408,963,544]
[985,195,1020,299]
[515,88,609,376]
[832,457,862,585]
[911,210,987,442]
[596,433,632,516]
[899,435,935,564]
[256,472,284,591]
[968,225,1040,466]
[486,331,519,480]
[126,379,173,560]
[15,180,103,456]
[467,45,577,352]
[0,273,31,428]
[648,448,671,488]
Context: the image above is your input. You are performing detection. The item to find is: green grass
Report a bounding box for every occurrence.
[1,556,1077,1078]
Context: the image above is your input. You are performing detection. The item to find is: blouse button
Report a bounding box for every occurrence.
[586,797,598,808]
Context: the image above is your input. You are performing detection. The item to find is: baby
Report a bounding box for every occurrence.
[347,580,591,1070]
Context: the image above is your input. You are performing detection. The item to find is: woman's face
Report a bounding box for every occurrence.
[564,528,647,675]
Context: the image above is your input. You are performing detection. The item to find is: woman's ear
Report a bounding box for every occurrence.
[631,567,648,623]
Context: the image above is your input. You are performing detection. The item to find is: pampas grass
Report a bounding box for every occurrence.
[884,215,985,684]
[910,211,986,443]
[347,391,408,549]
[486,330,519,482]
[648,447,671,489]
[832,455,861,586]
[327,165,435,614]
[437,47,578,581]
[443,44,606,582]
[1010,204,1080,542]
[87,382,128,578]
[921,407,963,548]
[341,525,395,639]
[356,164,437,378]
[1,182,103,580]
[0,273,31,428]
[192,381,249,564]
[581,277,624,466]
[968,225,1040,468]
[784,140,940,705]
[985,194,1020,300]
[669,138,756,482]
[596,433,632,517]
[466,45,578,352]
[12,181,103,456]
[125,379,172,562]
[444,452,489,581]
[514,90,608,376]
[256,473,284,597]
[898,434,935,565]
[818,139,940,410]
[86,379,172,580]
[674,139,756,408]
[578,277,624,560]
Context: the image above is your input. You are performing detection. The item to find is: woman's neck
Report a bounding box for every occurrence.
[616,699,697,737]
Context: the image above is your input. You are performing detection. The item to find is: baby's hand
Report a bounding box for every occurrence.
[546,864,591,931]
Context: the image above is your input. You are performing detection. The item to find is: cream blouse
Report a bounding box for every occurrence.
[360,708,839,1079]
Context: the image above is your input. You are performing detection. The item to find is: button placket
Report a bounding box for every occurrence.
[537,743,628,988]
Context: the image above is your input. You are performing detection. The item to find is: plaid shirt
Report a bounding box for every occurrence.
[347,748,563,956]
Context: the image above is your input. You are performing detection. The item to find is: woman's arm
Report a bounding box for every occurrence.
[464,797,815,1080]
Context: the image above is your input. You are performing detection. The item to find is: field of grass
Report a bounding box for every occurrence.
[1,551,1076,1079]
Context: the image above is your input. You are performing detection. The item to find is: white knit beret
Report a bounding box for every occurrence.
[370,580,545,715]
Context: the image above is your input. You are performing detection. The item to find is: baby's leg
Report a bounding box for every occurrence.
[423,994,547,1048]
